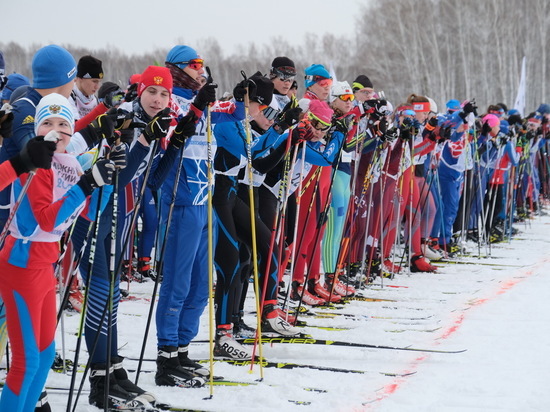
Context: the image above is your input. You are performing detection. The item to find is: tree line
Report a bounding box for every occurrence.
[1,0,547,113]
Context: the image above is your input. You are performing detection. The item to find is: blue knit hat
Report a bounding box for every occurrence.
[34,93,75,135]
[446,99,461,112]
[165,45,200,70]
[32,45,76,89]
[304,64,331,88]
[1,73,30,101]
[537,103,550,115]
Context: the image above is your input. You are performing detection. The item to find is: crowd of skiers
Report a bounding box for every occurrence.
[0,45,548,411]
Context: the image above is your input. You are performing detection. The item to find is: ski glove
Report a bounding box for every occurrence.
[232,79,248,102]
[77,159,116,196]
[193,83,217,111]
[103,89,125,109]
[170,112,197,149]
[109,143,127,169]
[363,99,390,119]
[291,121,314,144]
[124,83,139,103]
[9,136,57,175]
[143,108,172,144]
[334,116,353,135]
[80,114,116,146]
[274,107,302,135]
[462,100,478,116]
[0,105,14,139]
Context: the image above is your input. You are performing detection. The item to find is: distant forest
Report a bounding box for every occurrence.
[1,0,548,113]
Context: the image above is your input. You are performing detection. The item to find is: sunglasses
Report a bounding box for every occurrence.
[262,106,280,121]
[308,112,331,131]
[306,75,333,88]
[171,59,204,71]
[336,94,355,102]
[272,66,296,80]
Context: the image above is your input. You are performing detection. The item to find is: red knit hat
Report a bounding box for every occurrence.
[138,66,173,96]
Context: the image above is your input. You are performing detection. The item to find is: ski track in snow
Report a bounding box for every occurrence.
[3,216,550,411]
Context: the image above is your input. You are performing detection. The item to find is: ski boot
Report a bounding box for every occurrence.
[89,363,151,410]
[177,345,210,377]
[214,325,253,360]
[262,303,300,336]
[290,281,325,306]
[410,254,437,272]
[35,391,51,412]
[112,356,157,405]
[325,273,356,297]
[155,346,205,387]
[307,278,342,303]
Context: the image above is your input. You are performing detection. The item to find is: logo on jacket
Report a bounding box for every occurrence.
[22,115,34,124]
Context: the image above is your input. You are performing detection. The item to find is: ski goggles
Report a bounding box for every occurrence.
[262,106,280,121]
[171,59,204,71]
[308,112,331,131]
[306,75,333,88]
[336,94,355,102]
[271,66,296,81]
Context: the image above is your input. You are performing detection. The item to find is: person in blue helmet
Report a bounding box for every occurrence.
[153,44,248,387]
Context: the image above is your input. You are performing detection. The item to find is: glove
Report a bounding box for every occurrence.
[0,75,7,90]
[291,121,314,144]
[507,114,522,126]
[363,99,389,118]
[170,112,197,149]
[193,82,217,111]
[380,127,399,142]
[232,79,248,102]
[462,100,478,116]
[334,116,352,135]
[0,105,14,139]
[106,107,134,131]
[77,159,116,196]
[124,83,139,103]
[109,143,127,169]
[274,107,302,134]
[373,118,388,137]
[80,114,116,146]
[427,116,438,129]
[9,136,57,175]
[481,121,492,136]
[103,89,125,109]
[143,108,172,143]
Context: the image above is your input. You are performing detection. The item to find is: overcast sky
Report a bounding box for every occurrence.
[3,0,365,56]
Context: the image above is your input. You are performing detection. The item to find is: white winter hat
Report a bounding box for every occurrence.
[34,93,75,135]
[329,81,354,103]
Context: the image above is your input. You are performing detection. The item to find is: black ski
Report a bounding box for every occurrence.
[196,358,416,377]
[221,336,466,354]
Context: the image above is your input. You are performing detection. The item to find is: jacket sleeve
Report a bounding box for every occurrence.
[0,160,18,192]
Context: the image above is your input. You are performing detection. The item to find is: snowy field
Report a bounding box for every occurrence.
[3,213,550,411]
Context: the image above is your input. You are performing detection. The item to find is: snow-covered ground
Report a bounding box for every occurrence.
[4,214,550,411]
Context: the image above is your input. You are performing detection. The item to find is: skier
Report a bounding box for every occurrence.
[153,45,248,385]
[69,55,103,120]
[212,73,300,360]
[0,93,116,411]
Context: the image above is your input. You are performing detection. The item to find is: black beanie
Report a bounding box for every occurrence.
[352,74,373,91]
[270,57,296,75]
[249,72,274,106]
[77,55,104,79]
